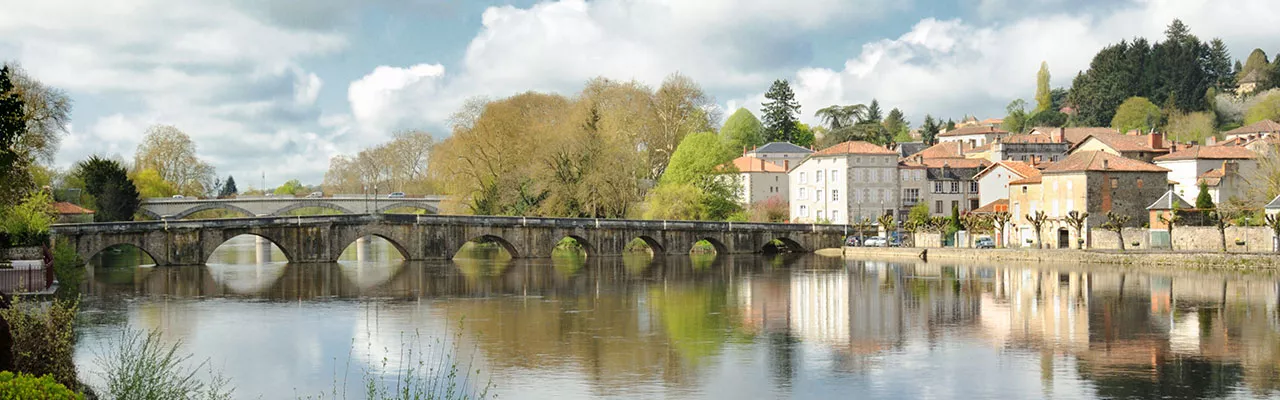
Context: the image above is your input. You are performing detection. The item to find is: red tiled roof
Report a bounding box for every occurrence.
[1197,168,1226,187]
[972,199,1009,214]
[1010,176,1042,185]
[1027,127,1121,144]
[907,141,974,159]
[975,160,1041,181]
[52,202,94,215]
[813,141,897,156]
[722,156,787,173]
[938,125,1009,137]
[1077,133,1170,153]
[1041,151,1170,173]
[914,158,990,169]
[1223,119,1280,136]
[1152,145,1258,161]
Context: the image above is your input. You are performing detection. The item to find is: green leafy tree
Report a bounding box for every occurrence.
[1026,110,1067,128]
[907,202,930,226]
[75,156,140,222]
[793,122,815,148]
[218,175,238,198]
[884,108,911,142]
[1239,48,1271,89]
[1002,99,1029,134]
[1245,91,1280,124]
[1195,180,1214,210]
[865,99,883,123]
[719,108,765,150]
[130,168,178,199]
[921,115,941,145]
[1035,61,1052,113]
[1111,97,1161,133]
[274,179,306,196]
[0,66,28,208]
[657,131,741,220]
[1165,111,1216,143]
[641,183,706,220]
[761,79,801,143]
[945,119,956,131]
[1151,20,1210,112]
[0,190,55,246]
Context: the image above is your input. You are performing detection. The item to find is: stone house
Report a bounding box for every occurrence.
[1153,145,1258,204]
[789,141,898,224]
[1221,119,1280,143]
[745,142,814,172]
[1070,132,1170,163]
[974,160,1041,208]
[1025,127,1122,147]
[937,125,1010,148]
[1008,151,1170,249]
[53,202,95,224]
[923,159,986,216]
[722,156,788,206]
[897,160,929,221]
[1236,69,1265,95]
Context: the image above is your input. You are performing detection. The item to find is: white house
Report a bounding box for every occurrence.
[746,142,814,172]
[1221,119,1280,142]
[789,141,899,224]
[973,160,1041,209]
[723,156,788,205]
[937,125,1010,148]
[1153,145,1258,204]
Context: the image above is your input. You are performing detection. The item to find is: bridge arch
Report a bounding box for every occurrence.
[272,201,357,216]
[555,235,595,257]
[83,242,160,267]
[203,233,295,264]
[375,201,439,214]
[628,236,665,255]
[173,203,255,219]
[458,235,520,259]
[691,237,728,254]
[339,234,411,261]
[763,237,806,253]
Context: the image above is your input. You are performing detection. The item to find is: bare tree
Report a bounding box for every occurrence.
[1101,212,1132,251]
[991,211,1012,248]
[1266,214,1280,253]
[1065,211,1089,249]
[1027,211,1049,249]
[1159,208,1182,251]
[133,125,217,196]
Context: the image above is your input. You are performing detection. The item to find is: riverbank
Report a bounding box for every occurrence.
[842,246,1280,270]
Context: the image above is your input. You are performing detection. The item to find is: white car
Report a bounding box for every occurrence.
[864,236,887,247]
[171,195,184,199]
[306,192,324,198]
[387,192,406,199]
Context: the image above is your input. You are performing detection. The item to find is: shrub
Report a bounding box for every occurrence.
[93,329,233,400]
[52,238,85,299]
[0,298,78,390]
[0,371,82,399]
[0,190,55,247]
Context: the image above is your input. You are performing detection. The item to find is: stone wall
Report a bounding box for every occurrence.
[842,246,1280,269]
[914,232,942,248]
[1170,226,1273,253]
[1089,227,1150,250]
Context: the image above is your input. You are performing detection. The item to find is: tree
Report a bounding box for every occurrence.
[921,115,940,145]
[1266,214,1280,253]
[960,213,989,248]
[793,122,816,148]
[884,108,910,143]
[1206,39,1235,91]
[1027,211,1048,249]
[75,156,140,222]
[1244,91,1280,124]
[1065,211,1089,249]
[3,62,71,165]
[866,100,883,124]
[1238,48,1272,91]
[1195,180,1214,210]
[218,176,238,198]
[134,125,217,196]
[1025,110,1067,128]
[1151,20,1209,112]
[641,183,706,221]
[991,211,1012,248]
[1209,210,1233,252]
[0,66,27,208]
[274,179,306,196]
[1111,97,1161,133]
[130,168,177,199]
[814,104,867,131]
[1159,207,1182,251]
[1101,212,1132,251]
[1165,111,1216,143]
[1035,62,1052,113]
[877,214,895,240]
[1002,99,1029,134]
[761,80,801,143]
[658,131,741,220]
[720,108,765,150]
[945,119,956,131]
[648,73,717,180]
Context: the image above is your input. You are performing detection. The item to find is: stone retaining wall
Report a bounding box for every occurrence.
[1088,228,1150,250]
[842,246,1280,269]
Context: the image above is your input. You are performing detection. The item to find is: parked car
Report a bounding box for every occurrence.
[387,192,406,199]
[864,236,887,247]
[844,236,862,247]
[171,195,184,199]
[306,191,324,198]
[888,237,902,247]
[975,237,995,249]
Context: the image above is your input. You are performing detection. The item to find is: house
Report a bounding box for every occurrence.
[1221,119,1280,142]
[937,125,1009,148]
[974,160,1041,208]
[908,141,977,160]
[895,142,929,159]
[1146,190,1193,231]
[925,160,986,216]
[1025,127,1122,147]
[722,156,788,206]
[897,160,929,221]
[745,142,814,171]
[1008,151,1170,249]
[52,202,95,223]
[789,141,898,224]
[1070,132,1170,163]
[1236,69,1265,95]
[987,138,1070,164]
[1267,194,1280,217]
[1152,145,1258,204]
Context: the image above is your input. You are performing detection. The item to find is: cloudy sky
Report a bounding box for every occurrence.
[2,0,1278,188]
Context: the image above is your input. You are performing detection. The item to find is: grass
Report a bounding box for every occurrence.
[92,329,233,400]
[299,325,492,400]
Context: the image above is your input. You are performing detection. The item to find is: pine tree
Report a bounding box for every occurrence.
[1206,38,1234,91]
[866,99,883,123]
[760,80,801,144]
[219,175,238,198]
[921,115,940,145]
[1195,180,1214,210]
[1035,61,1052,113]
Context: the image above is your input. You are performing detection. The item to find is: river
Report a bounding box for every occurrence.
[71,235,1280,399]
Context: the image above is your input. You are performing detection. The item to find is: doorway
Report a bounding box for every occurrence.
[1057,228,1070,249]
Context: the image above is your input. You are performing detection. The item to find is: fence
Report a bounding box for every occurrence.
[0,246,54,294]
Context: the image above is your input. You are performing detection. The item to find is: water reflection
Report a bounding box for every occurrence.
[73,250,1280,399]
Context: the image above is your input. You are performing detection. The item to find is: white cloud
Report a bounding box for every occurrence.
[347,64,447,137]
[294,72,323,106]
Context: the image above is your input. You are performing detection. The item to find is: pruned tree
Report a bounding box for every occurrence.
[991,211,1012,248]
[1027,211,1049,249]
[960,213,991,248]
[1159,207,1182,250]
[1101,212,1132,251]
[902,220,922,247]
[1065,210,1089,249]
[877,213,895,241]
[1266,214,1280,253]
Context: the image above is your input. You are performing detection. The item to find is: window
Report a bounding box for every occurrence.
[831,210,839,221]
[1013,203,1020,220]
[934,182,944,193]
[855,157,862,164]
[800,205,808,217]
[816,190,824,201]
[1111,177,1119,188]
[1067,198,1074,211]
[854,189,862,203]
[951,200,959,212]
[1052,199,1059,216]
[935,200,944,213]
[970,181,978,192]
[868,169,875,183]
[882,169,890,182]
[950,181,960,193]
[1022,185,1028,194]
[970,199,980,210]
[830,169,838,182]
[882,189,891,203]
[799,188,807,199]
[817,210,824,220]
[1066,180,1073,193]
[917,170,924,181]
[863,188,871,204]
[904,189,920,203]
[816,170,824,182]
[1136,178,1144,188]
[831,190,839,202]
[901,170,908,181]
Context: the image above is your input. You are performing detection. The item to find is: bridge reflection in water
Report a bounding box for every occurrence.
[72,246,1280,400]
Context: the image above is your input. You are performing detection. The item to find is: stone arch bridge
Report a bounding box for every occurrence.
[138,196,445,219]
[51,214,849,266]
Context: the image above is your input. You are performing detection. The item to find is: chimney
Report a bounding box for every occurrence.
[1207,136,1217,146]
[783,160,789,170]
[1150,132,1164,150]
[760,158,766,171]
[1102,159,1109,170]
[1053,127,1065,143]
[1223,160,1238,176]
[743,146,748,156]
[956,143,964,157]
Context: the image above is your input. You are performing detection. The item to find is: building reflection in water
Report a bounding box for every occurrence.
[75,242,1280,399]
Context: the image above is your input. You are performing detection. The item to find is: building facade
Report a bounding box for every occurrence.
[937,126,1010,148]
[974,161,1040,209]
[724,156,788,205]
[1153,145,1258,204]
[789,141,899,224]
[746,142,814,172]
